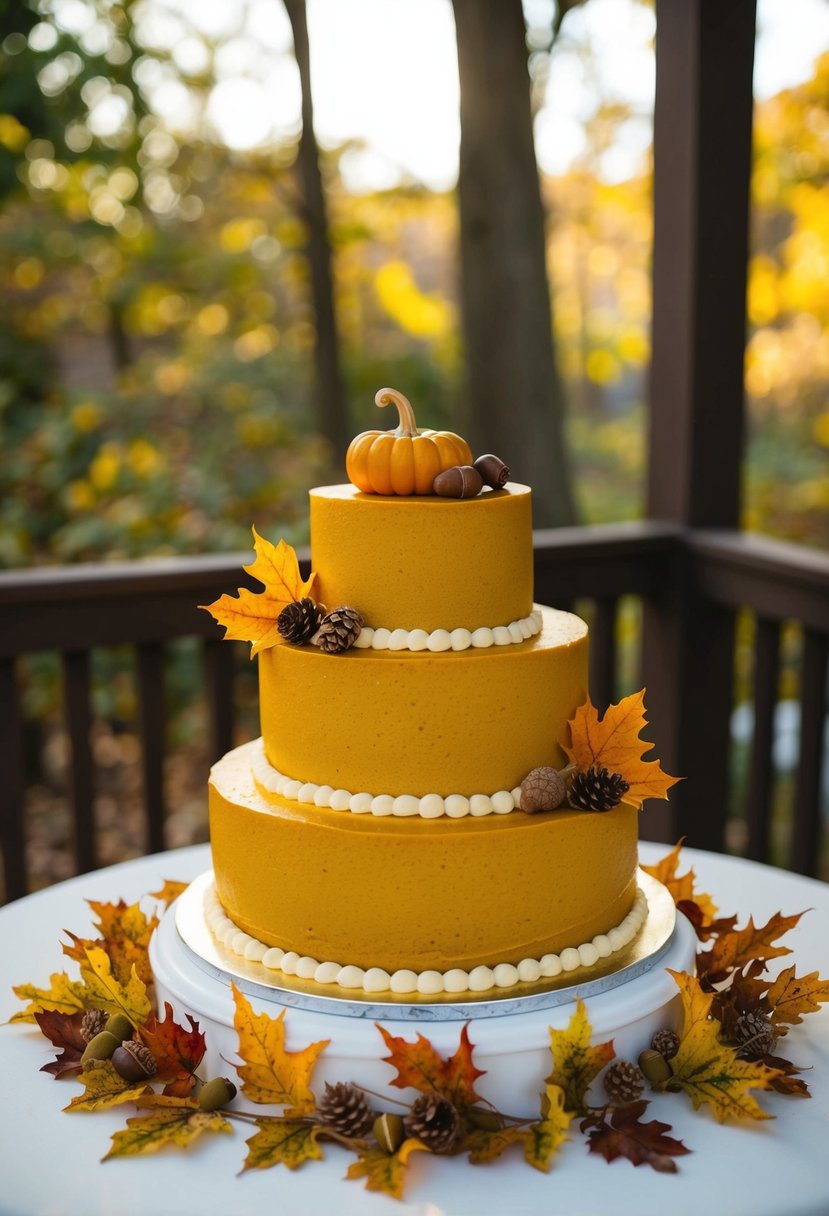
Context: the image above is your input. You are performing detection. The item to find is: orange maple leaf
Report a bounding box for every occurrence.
[200,528,315,658]
[640,839,717,927]
[564,690,679,810]
[377,1023,485,1111]
[63,898,158,987]
[138,1001,206,1096]
[697,911,803,983]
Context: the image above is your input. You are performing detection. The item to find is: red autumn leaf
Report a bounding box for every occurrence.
[697,911,803,984]
[138,1002,206,1093]
[35,1009,86,1078]
[377,1023,486,1111]
[584,1101,690,1173]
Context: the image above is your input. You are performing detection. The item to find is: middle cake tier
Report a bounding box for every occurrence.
[259,605,588,799]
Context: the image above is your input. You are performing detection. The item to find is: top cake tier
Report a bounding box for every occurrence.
[309,482,533,633]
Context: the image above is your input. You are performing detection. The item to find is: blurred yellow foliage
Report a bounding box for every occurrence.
[585,349,620,385]
[0,113,29,152]
[220,217,267,253]
[154,361,190,394]
[197,304,229,335]
[89,443,121,491]
[234,325,279,361]
[70,402,103,432]
[65,481,95,511]
[374,260,453,340]
[127,439,162,478]
[14,258,45,289]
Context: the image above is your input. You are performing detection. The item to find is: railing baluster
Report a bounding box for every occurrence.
[0,658,26,901]
[744,617,780,863]
[791,629,828,876]
[61,649,97,875]
[204,637,235,763]
[136,642,166,855]
[589,598,617,714]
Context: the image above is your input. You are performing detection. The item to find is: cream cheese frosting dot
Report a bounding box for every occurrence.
[363,967,391,993]
[262,947,285,969]
[607,927,626,951]
[471,627,494,648]
[592,934,613,958]
[244,940,267,962]
[418,794,445,819]
[518,618,534,639]
[297,782,318,804]
[578,943,600,968]
[492,625,512,645]
[468,965,495,992]
[392,794,420,817]
[218,924,237,947]
[417,970,444,995]
[444,794,470,818]
[427,628,452,652]
[508,621,525,643]
[493,963,519,988]
[296,956,319,979]
[450,628,472,651]
[337,965,365,989]
[560,947,581,972]
[408,628,430,651]
[231,931,253,953]
[491,790,515,814]
[281,951,300,975]
[371,628,392,649]
[349,792,373,814]
[314,785,334,807]
[442,968,470,993]
[314,961,341,984]
[388,628,410,651]
[283,779,302,800]
[329,789,351,811]
[390,969,418,994]
[517,958,541,983]
[511,787,523,804]
[370,794,394,816]
[540,953,563,977]
[469,794,493,817]
[352,628,372,648]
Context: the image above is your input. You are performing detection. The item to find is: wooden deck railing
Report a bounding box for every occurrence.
[1,523,827,903]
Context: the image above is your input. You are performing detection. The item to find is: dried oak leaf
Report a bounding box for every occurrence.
[584,1100,690,1173]
[696,912,803,985]
[64,1060,151,1113]
[78,945,152,1028]
[149,879,188,909]
[564,690,680,810]
[345,1139,428,1201]
[640,839,717,928]
[765,965,829,1031]
[138,1001,206,1097]
[242,1118,324,1172]
[35,1009,86,1078]
[667,971,782,1121]
[377,1022,485,1112]
[232,982,328,1115]
[63,898,158,987]
[103,1108,231,1160]
[545,999,615,1115]
[761,1055,810,1098]
[201,529,316,657]
[11,972,91,1024]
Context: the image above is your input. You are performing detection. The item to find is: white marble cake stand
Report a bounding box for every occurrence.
[150,869,697,1118]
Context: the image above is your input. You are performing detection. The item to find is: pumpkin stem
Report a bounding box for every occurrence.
[375,387,418,437]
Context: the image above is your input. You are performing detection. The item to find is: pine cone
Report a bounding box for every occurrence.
[317,1082,374,1138]
[651,1028,680,1061]
[315,606,363,654]
[603,1059,645,1105]
[569,766,629,812]
[80,1009,107,1043]
[734,1010,777,1060]
[277,597,324,645]
[403,1094,462,1154]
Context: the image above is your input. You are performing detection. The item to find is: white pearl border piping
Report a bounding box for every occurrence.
[204,885,649,996]
[250,739,524,819]
[352,609,543,652]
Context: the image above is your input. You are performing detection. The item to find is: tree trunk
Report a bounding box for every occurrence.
[451,0,575,526]
[283,0,349,463]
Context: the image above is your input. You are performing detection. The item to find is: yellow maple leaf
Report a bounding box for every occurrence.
[200,528,315,657]
[546,1000,615,1115]
[521,1083,573,1172]
[242,1118,324,1171]
[765,965,829,1030]
[564,690,680,810]
[10,972,91,1023]
[346,1138,428,1200]
[63,899,158,987]
[149,879,189,908]
[667,970,781,1121]
[641,839,717,924]
[64,1061,151,1113]
[231,983,328,1116]
[103,1108,231,1160]
[463,1124,527,1164]
[78,945,152,1027]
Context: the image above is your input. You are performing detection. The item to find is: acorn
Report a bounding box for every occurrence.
[638,1047,673,1089]
[198,1077,238,1111]
[433,464,483,499]
[467,1108,502,1131]
[80,1030,120,1065]
[519,766,568,813]
[104,1013,134,1043]
[111,1038,157,1082]
[373,1112,405,1154]
[473,453,510,489]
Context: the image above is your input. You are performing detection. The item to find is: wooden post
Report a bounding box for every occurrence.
[641,0,756,848]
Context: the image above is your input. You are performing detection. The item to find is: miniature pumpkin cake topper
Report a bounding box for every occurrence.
[346,387,473,495]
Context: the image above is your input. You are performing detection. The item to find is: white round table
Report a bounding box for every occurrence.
[1,842,827,1216]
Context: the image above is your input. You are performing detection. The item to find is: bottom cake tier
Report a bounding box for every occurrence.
[208,741,640,978]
